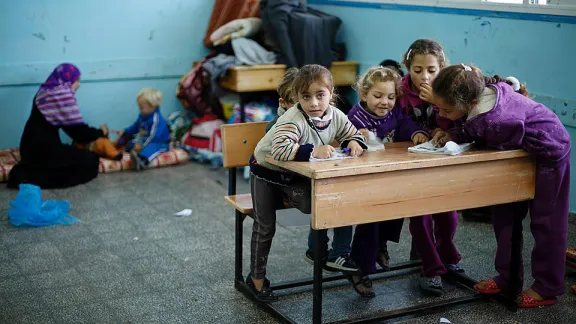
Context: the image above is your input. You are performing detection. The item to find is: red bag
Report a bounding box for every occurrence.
[182,114,224,152]
[177,53,222,117]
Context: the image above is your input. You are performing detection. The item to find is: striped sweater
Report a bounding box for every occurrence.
[251,104,366,184]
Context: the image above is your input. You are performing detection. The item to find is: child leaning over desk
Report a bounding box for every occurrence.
[433,63,570,308]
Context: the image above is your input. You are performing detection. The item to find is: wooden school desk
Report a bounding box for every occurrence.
[263,142,536,324]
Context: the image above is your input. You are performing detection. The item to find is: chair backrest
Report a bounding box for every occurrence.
[221,122,268,168]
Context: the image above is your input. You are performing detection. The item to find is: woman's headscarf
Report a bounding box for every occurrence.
[35,63,85,126]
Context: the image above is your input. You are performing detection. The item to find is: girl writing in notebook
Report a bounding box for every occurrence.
[248,64,367,302]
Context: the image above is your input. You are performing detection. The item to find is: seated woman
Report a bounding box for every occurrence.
[8,63,109,189]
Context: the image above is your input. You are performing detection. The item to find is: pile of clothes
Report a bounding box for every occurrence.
[174,0,347,169]
[177,0,346,119]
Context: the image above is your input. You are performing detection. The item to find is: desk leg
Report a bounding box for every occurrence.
[239,93,246,123]
[235,210,244,283]
[507,215,523,311]
[312,229,323,324]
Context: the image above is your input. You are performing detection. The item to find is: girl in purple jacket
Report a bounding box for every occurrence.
[398,39,463,296]
[433,63,570,308]
[347,66,428,297]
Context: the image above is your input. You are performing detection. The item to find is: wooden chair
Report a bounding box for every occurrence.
[221,122,268,284]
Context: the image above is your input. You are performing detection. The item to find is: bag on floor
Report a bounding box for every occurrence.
[8,184,79,227]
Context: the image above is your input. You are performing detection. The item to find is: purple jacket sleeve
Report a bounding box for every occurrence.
[485,118,569,161]
[392,107,427,142]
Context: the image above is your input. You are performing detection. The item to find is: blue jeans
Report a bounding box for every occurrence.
[307,224,353,259]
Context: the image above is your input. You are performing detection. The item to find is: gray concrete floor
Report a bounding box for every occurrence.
[1,162,575,323]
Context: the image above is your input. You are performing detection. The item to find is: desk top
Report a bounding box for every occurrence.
[224,61,359,71]
[264,142,529,179]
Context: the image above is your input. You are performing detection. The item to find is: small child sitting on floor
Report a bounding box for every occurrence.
[113,88,171,170]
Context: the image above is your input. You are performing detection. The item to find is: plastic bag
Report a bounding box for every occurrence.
[8,184,79,227]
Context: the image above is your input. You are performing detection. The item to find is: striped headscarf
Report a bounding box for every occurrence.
[35,63,85,126]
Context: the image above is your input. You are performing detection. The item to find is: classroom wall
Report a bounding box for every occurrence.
[0,0,214,148]
[309,1,576,210]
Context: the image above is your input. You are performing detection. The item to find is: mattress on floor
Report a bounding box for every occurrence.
[0,148,189,182]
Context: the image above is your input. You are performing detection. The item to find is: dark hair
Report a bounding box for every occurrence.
[354,66,402,98]
[379,59,404,77]
[277,67,298,104]
[292,64,335,100]
[402,39,448,70]
[432,64,529,112]
[484,75,529,97]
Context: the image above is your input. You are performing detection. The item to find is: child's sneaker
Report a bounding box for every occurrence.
[418,276,443,296]
[130,151,146,171]
[303,249,333,273]
[325,253,359,274]
[246,274,278,303]
[446,263,465,273]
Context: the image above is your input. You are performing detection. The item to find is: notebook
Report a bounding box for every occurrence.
[408,140,473,156]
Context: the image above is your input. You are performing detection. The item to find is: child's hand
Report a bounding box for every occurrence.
[358,128,370,140]
[312,145,334,159]
[419,84,436,105]
[99,124,109,136]
[346,141,364,157]
[412,133,429,144]
[133,144,142,153]
[432,131,452,146]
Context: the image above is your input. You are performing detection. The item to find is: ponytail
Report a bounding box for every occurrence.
[484,74,529,97]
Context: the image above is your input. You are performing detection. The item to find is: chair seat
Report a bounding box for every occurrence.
[225,194,253,214]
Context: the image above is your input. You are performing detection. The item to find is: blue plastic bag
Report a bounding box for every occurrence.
[8,184,79,227]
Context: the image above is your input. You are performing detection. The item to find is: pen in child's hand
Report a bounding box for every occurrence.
[343,148,351,154]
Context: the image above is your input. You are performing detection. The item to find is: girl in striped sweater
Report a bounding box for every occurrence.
[247,64,367,302]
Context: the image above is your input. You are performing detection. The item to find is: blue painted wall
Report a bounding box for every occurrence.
[0,0,213,148]
[309,2,576,210]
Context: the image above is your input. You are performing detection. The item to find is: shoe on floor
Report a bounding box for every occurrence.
[246,274,278,303]
[303,249,333,273]
[473,279,501,295]
[325,253,359,274]
[345,273,375,298]
[419,276,443,296]
[517,292,557,308]
[446,263,465,273]
[129,151,145,171]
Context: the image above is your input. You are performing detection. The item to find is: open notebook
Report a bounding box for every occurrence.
[408,141,473,156]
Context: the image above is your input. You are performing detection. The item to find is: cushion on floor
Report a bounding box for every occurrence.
[0,148,189,182]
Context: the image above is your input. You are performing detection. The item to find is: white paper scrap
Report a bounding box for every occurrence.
[174,209,193,217]
[440,318,451,323]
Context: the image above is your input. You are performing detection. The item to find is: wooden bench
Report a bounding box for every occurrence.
[221,122,268,283]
